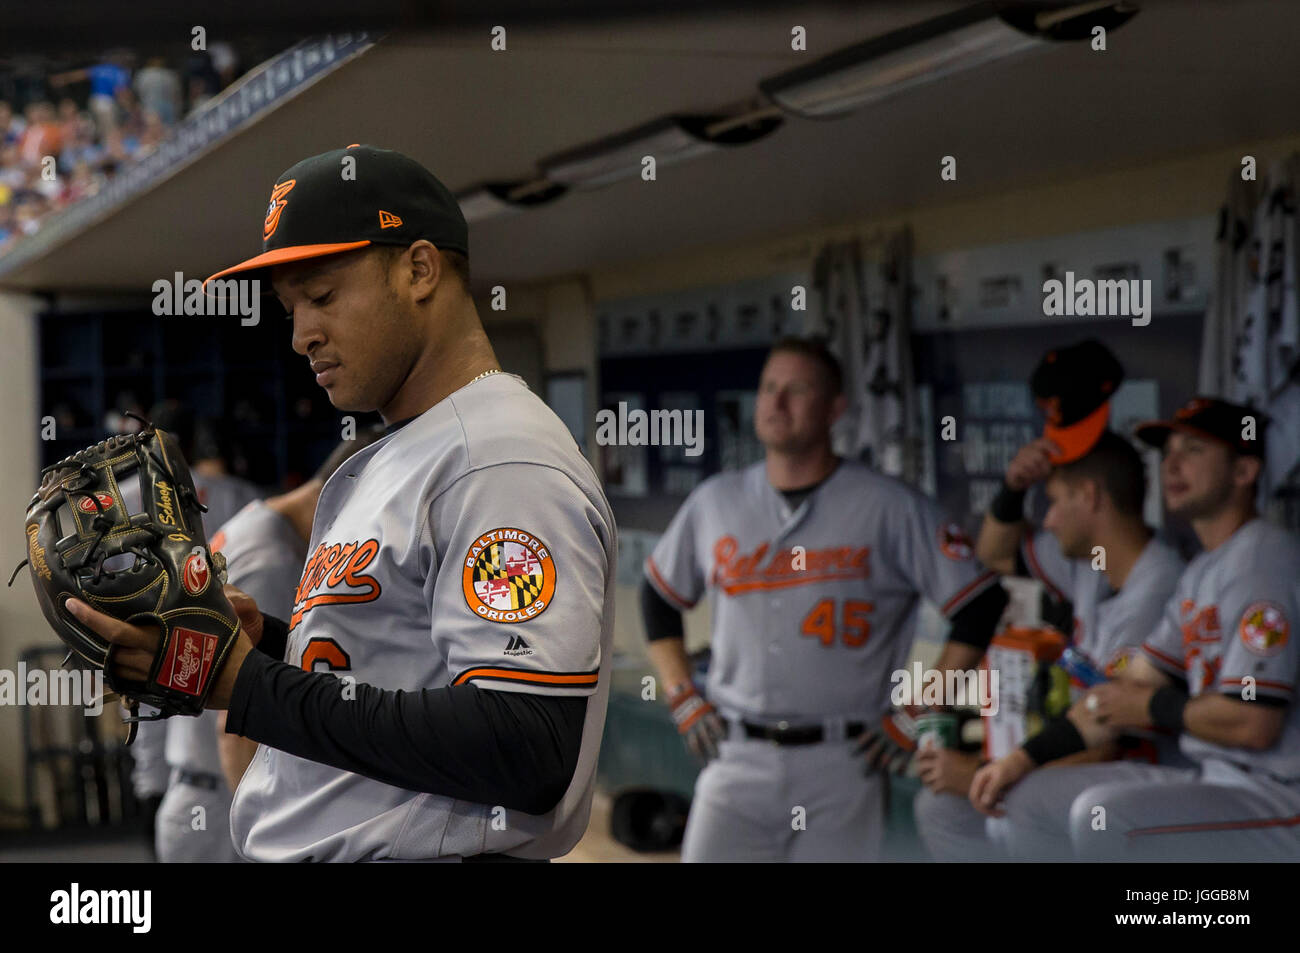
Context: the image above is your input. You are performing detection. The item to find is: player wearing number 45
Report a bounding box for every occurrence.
[641,337,1008,862]
[975,396,1300,862]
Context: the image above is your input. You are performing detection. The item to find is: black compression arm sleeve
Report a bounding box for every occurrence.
[225,652,587,816]
[946,582,1009,651]
[641,576,685,643]
[256,613,289,662]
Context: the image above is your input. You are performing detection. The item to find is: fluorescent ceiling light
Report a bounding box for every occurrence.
[540,117,718,190]
[457,180,566,224]
[761,2,1135,119]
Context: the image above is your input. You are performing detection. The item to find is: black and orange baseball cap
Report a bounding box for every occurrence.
[204,144,467,286]
[1030,339,1124,464]
[1134,396,1268,458]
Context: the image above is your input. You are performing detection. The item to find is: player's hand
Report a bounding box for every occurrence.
[856,706,924,776]
[223,584,264,646]
[969,749,1034,817]
[668,682,726,763]
[66,594,256,711]
[65,598,162,686]
[1004,437,1061,492]
[916,747,981,796]
[1078,680,1155,732]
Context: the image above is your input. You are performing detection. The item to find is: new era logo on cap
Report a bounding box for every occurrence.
[378,210,403,229]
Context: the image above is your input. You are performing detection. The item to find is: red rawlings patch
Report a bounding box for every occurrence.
[181,552,210,595]
[1239,602,1290,657]
[78,493,115,514]
[158,627,219,696]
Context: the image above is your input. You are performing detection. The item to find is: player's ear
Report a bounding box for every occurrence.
[1083,476,1103,513]
[1232,453,1262,492]
[404,240,442,302]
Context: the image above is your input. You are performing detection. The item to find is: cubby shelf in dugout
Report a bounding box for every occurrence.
[35,309,374,489]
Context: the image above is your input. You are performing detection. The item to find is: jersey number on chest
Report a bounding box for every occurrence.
[800,599,874,648]
[301,637,352,672]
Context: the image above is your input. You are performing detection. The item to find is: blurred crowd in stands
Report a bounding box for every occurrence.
[0,45,252,254]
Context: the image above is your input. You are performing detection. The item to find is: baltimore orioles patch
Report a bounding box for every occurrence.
[462,527,556,624]
[938,522,974,561]
[1239,601,1290,657]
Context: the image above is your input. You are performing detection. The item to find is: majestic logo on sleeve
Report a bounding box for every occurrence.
[462,528,556,624]
[289,538,383,630]
[939,523,974,561]
[1239,601,1289,657]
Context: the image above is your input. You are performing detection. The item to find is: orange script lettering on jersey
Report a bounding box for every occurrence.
[710,535,870,595]
[289,538,383,630]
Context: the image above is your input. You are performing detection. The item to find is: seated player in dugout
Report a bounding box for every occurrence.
[971,397,1300,862]
[913,340,1186,861]
[64,145,617,862]
[640,336,1008,862]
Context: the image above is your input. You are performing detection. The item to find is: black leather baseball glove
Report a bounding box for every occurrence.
[16,423,241,741]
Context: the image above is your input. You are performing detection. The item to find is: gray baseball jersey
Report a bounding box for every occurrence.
[916,536,1186,861]
[1021,530,1185,675]
[193,472,262,533]
[646,460,997,721]
[210,500,307,622]
[229,373,617,861]
[1141,517,1300,779]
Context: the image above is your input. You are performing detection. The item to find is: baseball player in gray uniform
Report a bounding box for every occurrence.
[155,431,382,862]
[68,145,617,862]
[972,397,1300,861]
[642,337,1007,862]
[131,400,261,859]
[915,342,1184,862]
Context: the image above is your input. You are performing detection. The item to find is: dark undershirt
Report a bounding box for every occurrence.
[228,409,590,817]
[228,615,587,817]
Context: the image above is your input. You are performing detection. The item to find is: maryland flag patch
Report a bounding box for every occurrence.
[462,527,556,624]
[1239,601,1290,657]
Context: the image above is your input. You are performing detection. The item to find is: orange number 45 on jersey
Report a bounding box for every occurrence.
[800,599,874,647]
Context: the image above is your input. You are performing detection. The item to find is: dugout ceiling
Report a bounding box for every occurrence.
[2,0,1299,295]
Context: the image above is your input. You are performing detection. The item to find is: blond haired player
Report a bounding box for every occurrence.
[642,337,1007,862]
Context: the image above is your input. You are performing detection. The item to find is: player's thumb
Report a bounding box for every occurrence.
[223,584,264,645]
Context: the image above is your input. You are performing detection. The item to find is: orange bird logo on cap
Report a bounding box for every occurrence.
[264,179,296,240]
